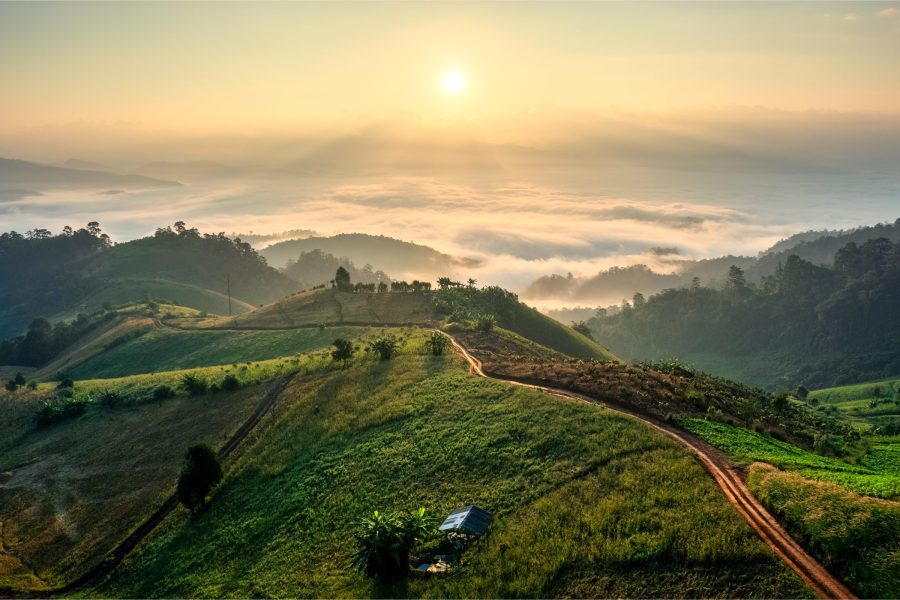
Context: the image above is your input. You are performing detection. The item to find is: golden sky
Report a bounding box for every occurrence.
[2,1,900,140]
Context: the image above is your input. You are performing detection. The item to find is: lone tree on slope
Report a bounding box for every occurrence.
[335,266,352,291]
[176,444,223,513]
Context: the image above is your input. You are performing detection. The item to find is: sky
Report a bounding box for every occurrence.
[1,2,899,303]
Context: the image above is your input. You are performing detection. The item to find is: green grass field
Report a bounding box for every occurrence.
[91,356,808,598]
[68,325,376,379]
[748,463,899,599]
[809,378,900,431]
[500,302,616,361]
[680,419,900,499]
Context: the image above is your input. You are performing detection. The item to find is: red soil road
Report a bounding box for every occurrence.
[441,331,857,600]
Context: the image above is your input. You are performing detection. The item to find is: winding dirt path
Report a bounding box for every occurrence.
[440,332,857,600]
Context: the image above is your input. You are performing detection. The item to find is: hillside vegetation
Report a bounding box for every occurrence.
[809,378,900,434]
[590,237,900,390]
[0,222,298,338]
[68,325,375,379]
[748,463,899,599]
[92,354,807,598]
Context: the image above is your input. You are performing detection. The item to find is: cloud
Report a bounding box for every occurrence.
[878,7,898,17]
[844,12,860,21]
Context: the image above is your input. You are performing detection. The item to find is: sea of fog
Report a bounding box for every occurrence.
[1,167,897,298]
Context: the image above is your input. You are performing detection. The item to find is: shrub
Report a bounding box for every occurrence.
[98,389,123,407]
[153,384,176,400]
[4,379,17,392]
[36,396,90,427]
[26,381,37,390]
[424,332,450,356]
[475,314,496,333]
[220,374,241,391]
[176,444,223,512]
[353,507,431,582]
[181,373,208,396]
[57,378,75,389]
[369,338,399,361]
[331,338,354,361]
[14,372,26,386]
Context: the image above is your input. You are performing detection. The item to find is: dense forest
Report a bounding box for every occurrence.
[283,250,390,290]
[589,237,900,390]
[0,222,298,338]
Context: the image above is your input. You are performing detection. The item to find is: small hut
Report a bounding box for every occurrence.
[438,505,492,537]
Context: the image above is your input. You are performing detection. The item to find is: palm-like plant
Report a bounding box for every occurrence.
[353,508,430,582]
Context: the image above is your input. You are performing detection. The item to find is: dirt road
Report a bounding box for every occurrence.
[441,332,857,600]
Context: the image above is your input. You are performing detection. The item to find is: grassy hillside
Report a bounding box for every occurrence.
[91,353,808,598]
[225,289,433,329]
[809,378,900,433]
[68,325,375,379]
[681,419,900,499]
[0,383,264,591]
[748,463,899,599]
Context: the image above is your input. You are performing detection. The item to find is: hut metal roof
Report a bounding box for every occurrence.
[438,505,492,535]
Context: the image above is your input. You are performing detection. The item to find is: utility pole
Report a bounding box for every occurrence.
[226,272,232,316]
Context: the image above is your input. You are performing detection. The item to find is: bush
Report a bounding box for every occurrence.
[424,332,450,356]
[181,373,208,396]
[369,338,399,361]
[176,444,223,512]
[4,379,17,392]
[26,381,37,390]
[220,374,241,391]
[35,396,90,427]
[57,378,75,389]
[353,507,431,582]
[475,314,496,333]
[14,372,26,386]
[331,338,354,361]
[153,384,176,400]
[98,389,123,407]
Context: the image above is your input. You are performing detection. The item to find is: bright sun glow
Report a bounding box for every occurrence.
[441,70,466,95]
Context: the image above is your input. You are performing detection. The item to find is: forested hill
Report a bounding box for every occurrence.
[589,237,900,390]
[0,222,297,338]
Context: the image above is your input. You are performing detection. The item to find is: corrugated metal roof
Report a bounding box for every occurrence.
[438,505,492,535]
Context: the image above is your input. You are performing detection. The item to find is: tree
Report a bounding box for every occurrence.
[332,338,354,361]
[181,372,208,395]
[572,321,594,340]
[176,444,223,512]
[796,385,809,399]
[424,332,450,356]
[4,379,17,392]
[335,266,352,291]
[437,276,453,290]
[353,508,431,582]
[369,337,398,361]
[14,372,26,387]
[475,314,496,332]
[726,265,747,293]
[632,292,646,307]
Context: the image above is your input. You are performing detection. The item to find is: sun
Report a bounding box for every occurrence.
[441,70,466,95]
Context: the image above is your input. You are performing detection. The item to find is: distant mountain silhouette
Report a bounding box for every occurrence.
[0,157,181,190]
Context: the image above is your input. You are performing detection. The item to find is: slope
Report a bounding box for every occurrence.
[92,353,808,598]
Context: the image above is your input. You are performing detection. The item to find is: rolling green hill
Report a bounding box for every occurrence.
[809,378,900,433]
[88,353,805,598]
[68,325,376,379]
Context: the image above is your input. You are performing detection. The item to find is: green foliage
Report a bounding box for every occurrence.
[219,374,241,392]
[176,444,223,513]
[4,379,17,392]
[13,372,26,386]
[432,284,613,360]
[35,395,91,427]
[475,313,496,332]
[681,419,900,498]
[153,384,176,400]
[589,237,900,390]
[180,372,208,396]
[423,332,449,356]
[369,337,399,361]
[331,338,354,361]
[98,389,123,407]
[69,326,372,379]
[94,358,807,598]
[748,463,900,599]
[353,507,431,582]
